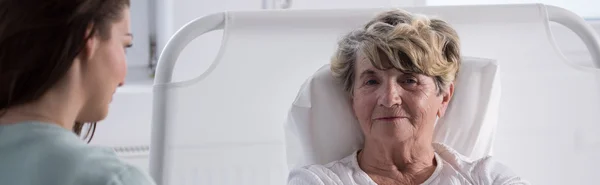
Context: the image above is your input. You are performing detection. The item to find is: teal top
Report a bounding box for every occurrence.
[0,121,156,185]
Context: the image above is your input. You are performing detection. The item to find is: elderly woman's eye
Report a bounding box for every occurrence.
[366,79,379,85]
[401,78,418,84]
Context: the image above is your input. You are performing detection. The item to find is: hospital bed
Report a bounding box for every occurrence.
[149,4,600,185]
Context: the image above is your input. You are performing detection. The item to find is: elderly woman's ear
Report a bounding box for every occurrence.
[347,94,358,119]
[437,82,455,118]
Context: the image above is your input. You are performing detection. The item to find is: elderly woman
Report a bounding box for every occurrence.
[288,9,528,185]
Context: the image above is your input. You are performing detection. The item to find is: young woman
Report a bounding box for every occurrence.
[0,0,155,184]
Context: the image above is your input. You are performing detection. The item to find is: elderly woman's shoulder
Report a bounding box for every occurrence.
[287,162,345,185]
[288,151,372,185]
[432,143,530,185]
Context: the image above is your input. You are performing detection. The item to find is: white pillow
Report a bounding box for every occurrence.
[284,56,501,169]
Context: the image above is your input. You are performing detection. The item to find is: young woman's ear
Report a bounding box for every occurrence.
[437,83,454,118]
[77,25,99,62]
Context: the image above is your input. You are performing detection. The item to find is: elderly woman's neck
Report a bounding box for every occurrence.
[358,137,436,183]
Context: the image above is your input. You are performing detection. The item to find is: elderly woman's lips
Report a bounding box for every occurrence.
[374,117,407,121]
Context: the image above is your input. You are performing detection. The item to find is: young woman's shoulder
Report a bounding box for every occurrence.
[66,144,155,185]
[0,122,155,185]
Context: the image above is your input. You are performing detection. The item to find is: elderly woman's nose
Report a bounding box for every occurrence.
[378,82,402,107]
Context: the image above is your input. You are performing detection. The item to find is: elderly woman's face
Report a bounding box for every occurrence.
[351,54,453,143]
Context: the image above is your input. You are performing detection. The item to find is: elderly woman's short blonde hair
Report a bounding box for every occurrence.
[331,9,461,96]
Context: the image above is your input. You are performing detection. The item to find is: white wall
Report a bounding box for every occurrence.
[427,0,600,17]
[289,0,391,9]
[92,0,600,178]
